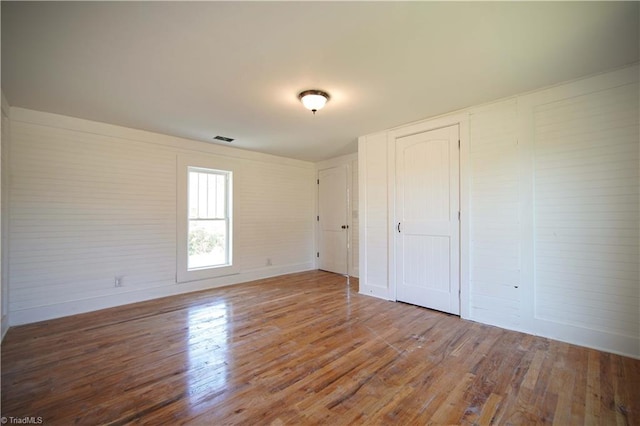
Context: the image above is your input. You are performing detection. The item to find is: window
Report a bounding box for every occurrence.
[188,168,231,270]
[177,156,236,283]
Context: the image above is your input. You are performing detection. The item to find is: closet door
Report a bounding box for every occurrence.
[395,125,460,314]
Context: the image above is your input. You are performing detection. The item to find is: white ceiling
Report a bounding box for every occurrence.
[2,2,638,162]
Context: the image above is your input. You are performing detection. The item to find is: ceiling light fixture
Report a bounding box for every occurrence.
[298,90,330,114]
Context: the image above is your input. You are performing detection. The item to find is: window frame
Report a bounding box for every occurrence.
[177,155,237,283]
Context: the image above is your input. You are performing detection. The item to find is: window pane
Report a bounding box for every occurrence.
[188,172,199,219]
[208,173,217,219]
[216,174,226,218]
[188,219,227,269]
[198,173,208,218]
[189,170,227,220]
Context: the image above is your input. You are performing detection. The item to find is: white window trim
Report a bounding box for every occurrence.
[177,154,238,283]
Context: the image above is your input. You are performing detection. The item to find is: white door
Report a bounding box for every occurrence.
[318,166,348,274]
[395,125,460,314]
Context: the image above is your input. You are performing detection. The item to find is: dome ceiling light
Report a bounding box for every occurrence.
[298,90,330,115]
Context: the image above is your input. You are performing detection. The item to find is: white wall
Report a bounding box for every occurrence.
[8,108,316,325]
[468,99,521,328]
[315,153,359,278]
[358,132,389,299]
[516,66,639,356]
[1,92,10,339]
[350,157,359,278]
[359,64,639,357]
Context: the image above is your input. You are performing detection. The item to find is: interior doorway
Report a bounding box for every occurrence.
[318,165,348,275]
[395,124,460,315]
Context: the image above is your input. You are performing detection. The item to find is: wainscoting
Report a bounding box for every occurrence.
[2,271,638,424]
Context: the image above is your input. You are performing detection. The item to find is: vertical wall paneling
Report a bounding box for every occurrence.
[534,86,638,332]
[468,99,521,329]
[8,109,315,325]
[359,64,639,357]
[1,92,10,339]
[351,158,359,278]
[358,133,390,299]
[525,75,639,355]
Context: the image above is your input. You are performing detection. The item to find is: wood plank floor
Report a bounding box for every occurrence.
[2,271,639,425]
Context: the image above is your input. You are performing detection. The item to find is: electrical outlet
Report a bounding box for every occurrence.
[266,258,272,266]
[114,276,123,287]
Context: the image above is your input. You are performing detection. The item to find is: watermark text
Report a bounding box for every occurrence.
[1,417,43,425]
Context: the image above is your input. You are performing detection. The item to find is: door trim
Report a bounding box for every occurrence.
[387,112,470,319]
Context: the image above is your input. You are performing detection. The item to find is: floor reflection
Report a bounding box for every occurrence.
[187,300,230,407]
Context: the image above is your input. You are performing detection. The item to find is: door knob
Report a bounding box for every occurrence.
[341,225,346,229]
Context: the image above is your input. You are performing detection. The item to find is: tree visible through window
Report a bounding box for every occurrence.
[188,167,231,270]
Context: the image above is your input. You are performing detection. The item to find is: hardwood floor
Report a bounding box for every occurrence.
[2,271,639,425]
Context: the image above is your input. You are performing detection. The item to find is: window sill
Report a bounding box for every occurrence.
[176,264,239,284]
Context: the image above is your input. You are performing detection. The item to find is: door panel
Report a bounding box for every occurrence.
[404,235,450,292]
[396,125,460,314]
[319,166,348,274]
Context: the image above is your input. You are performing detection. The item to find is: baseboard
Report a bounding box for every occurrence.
[532,317,640,360]
[467,312,640,360]
[359,284,392,301]
[1,314,8,341]
[9,262,314,326]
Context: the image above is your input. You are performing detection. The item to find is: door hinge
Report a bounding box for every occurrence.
[317,252,320,258]
[458,139,460,149]
[317,179,319,184]
[458,211,461,221]
[317,215,319,221]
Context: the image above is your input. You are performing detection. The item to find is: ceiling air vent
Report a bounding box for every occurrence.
[213,135,234,143]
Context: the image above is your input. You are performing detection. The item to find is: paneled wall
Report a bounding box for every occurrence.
[1,93,9,339]
[532,86,638,336]
[468,100,521,329]
[8,108,315,325]
[359,64,639,357]
[524,71,639,354]
[350,158,359,278]
[358,132,389,299]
